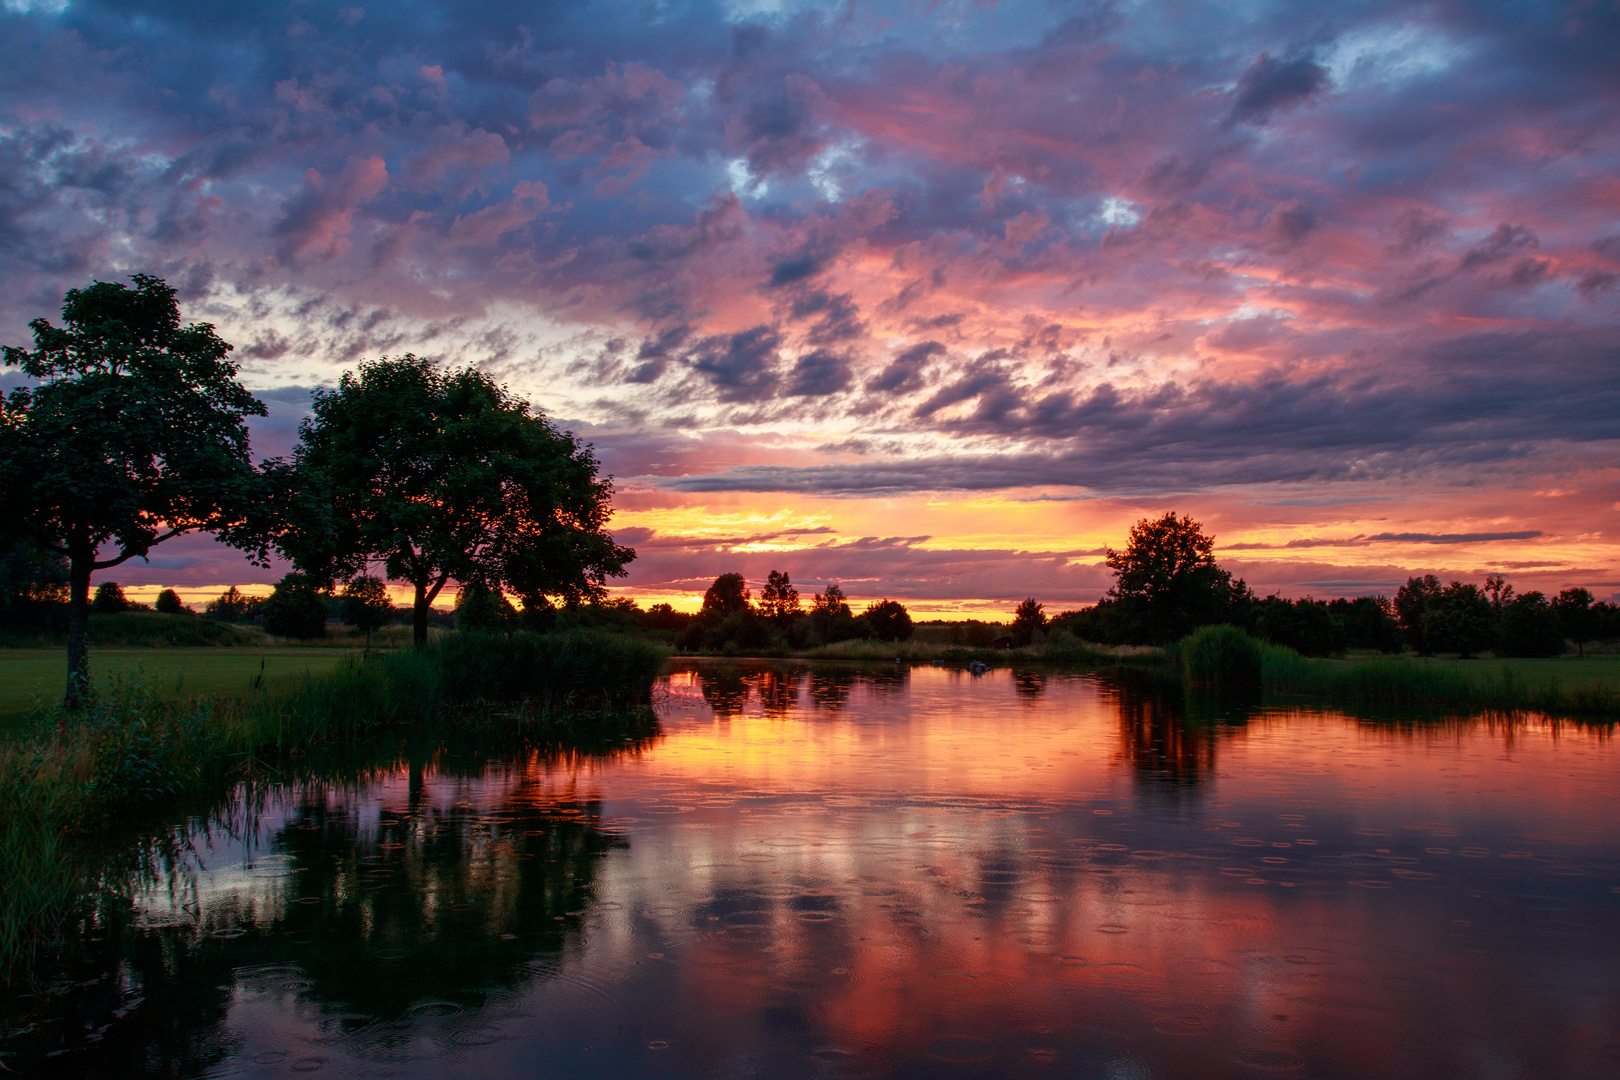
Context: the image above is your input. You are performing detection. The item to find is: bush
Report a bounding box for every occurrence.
[261,574,328,639]
[1253,596,1345,657]
[432,629,666,706]
[205,586,262,623]
[454,580,517,631]
[1497,592,1565,658]
[1179,624,1263,686]
[154,588,187,614]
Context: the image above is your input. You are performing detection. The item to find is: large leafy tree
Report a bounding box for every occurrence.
[1104,512,1241,644]
[270,355,633,647]
[1,275,265,704]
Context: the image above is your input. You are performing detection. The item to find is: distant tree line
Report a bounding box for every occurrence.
[1030,512,1619,658]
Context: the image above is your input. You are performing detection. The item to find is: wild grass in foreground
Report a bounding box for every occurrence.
[0,629,666,978]
[1178,625,1620,716]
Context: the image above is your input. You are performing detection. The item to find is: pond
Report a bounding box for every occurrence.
[5,661,1619,1078]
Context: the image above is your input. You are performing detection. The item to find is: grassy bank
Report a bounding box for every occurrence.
[0,629,666,976]
[0,648,365,730]
[1179,625,1620,716]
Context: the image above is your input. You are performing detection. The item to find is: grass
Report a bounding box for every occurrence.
[0,648,363,732]
[0,629,668,977]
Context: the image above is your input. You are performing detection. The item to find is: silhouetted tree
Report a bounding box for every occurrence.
[1483,574,1515,615]
[205,585,260,623]
[1253,596,1345,657]
[1,274,265,703]
[863,598,913,642]
[264,355,633,648]
[261,573,327,639]
[759,570,801,620]
[155,588,187,614]
[1421,581,1493,658]
[91,581,130,613]
[1394,574,1443,653]
[1553,587,1596,657]
[1323,596,1399,652]
[1104,512,1243,644]
[809,582,863,643]
[341,575,393,650]
[702,572,752,615]
[0,540,68,637]
[640,602,691,632]
[453,579,517,631]
[1497,592,1564,657]
[1011,597,1046,647]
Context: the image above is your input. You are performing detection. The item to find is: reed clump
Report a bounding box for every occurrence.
[1178,624,1264,687]
[0,629,667,977]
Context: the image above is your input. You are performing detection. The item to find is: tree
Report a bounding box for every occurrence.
[155,588,188,614]
[1011,598,1046,647]
[1483,574,1515,615]
[206,585,261,623]
[454,579,517,631]
[341,575,393,651]
[759,570,801,620]
[1393,575,1442,653]
[1104,513,1240,644]
[261,573,328,639]
[1553,587,1596,658]
[0,539,69,633]
[92,581,130,613]
[1421,581,1494,658]
[701,573,752,616]
[1497,592,1565,658]
[863,599,913,642]
[268,355,633,648]
[1,274,265,705]
[809,582,862,643]
[1253,596,1346,657]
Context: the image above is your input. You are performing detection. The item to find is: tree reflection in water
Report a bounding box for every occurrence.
[1105,670,1252,795]
[6,735,649,1077]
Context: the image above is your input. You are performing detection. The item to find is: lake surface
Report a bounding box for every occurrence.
[6,661,1620,1078]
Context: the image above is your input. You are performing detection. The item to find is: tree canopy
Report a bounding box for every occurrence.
[1,274,265,702]
[1103,512,1243,644]
[267,355,633,647]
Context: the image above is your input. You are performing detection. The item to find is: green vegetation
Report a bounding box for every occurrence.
[0,628,665,975]
[0,647,356,727]
[1176,625,1620,716]
[1,274,266,706]
[258,353,633,648]
[1179,624,1263,686]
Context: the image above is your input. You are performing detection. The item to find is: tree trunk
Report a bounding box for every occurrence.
[413,580,429,650]
[65,546,92,709]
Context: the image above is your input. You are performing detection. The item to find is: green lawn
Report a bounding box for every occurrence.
[0,647,365,731]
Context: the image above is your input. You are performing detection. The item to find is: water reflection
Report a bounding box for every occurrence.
[7,663,1620,1079]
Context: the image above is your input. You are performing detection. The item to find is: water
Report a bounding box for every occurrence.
[6,661,1620,1078]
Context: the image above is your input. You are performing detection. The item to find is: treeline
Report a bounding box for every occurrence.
[447,570,918,655]
[1032,513,1618,659]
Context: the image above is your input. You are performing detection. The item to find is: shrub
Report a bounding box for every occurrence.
[1180,624,1263,686]
[432,629,666,706]
[154,588,188,614]
[206,586,262,623]
[454,579,517,630]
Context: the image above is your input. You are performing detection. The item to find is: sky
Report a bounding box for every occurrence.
[2,0,1617,615]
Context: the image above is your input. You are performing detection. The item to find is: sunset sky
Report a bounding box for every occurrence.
[2,0,1617,615]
